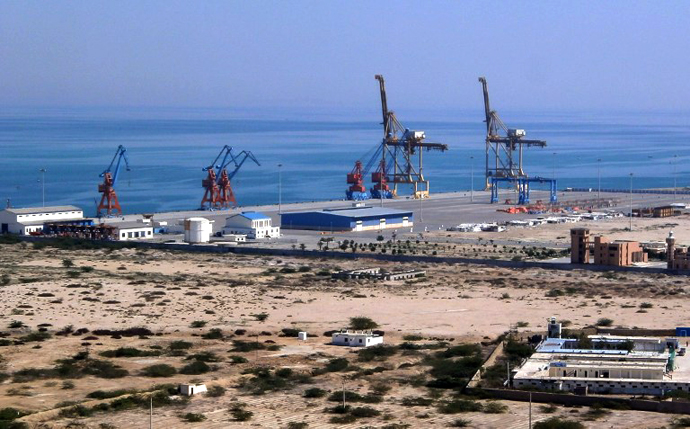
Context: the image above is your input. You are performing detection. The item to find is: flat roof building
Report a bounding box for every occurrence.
[0,206,84,235]
[332,330,384,347]
[281,205,413,232]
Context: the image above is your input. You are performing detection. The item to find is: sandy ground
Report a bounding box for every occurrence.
[1,235,689,428]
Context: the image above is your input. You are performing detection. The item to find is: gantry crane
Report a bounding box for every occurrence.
[97,145,130,217]
[201,146,260,210]
[372,74,448,199]
[479,77,547,190]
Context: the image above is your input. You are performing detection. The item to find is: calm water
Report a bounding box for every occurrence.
[1,107,689,216]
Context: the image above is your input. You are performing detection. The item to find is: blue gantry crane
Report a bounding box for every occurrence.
[97,145,130,217]
[201,145,260,209]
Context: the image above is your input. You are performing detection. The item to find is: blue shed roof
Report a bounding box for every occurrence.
[285,206,412,219]
[234,211,271,221]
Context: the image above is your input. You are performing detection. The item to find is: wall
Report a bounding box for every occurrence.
[467,387,690,414]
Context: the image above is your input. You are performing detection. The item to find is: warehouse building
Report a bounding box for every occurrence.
[0,205,84,235]
[280,205,413,232]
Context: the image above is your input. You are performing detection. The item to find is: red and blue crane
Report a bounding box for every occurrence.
[97,145,130,217]
[201,145,260,209]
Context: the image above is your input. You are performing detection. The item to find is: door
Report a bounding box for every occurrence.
[1,224,8,233]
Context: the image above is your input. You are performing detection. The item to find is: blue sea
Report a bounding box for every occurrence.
[1,106,688,216]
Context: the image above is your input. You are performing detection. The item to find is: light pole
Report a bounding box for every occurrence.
[597,159,601,200]
[629,173,634,231]
[673,154,678,201]
[552,152,557,179]
[470,156,474,203]
[277,164,282,214]
[39,168,46,207]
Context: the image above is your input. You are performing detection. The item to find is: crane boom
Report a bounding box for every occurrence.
[97,145,131,217]
[201,146,260,210]
[478,76,546,190]
[375,74,389,136]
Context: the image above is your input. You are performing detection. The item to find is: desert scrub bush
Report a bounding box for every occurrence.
[205,385,226,397]
[303,387,327,398]
[201,328,223,339]
[252,312,269,322]
[437,344,481,358]
[87,389,137,399]
[483,401,508,414]
[401,396,434,407]
[8,320,24,328]
[324,357,349,372]
[327,391,382,404]
[402,334,424,341]
[229,355,248,364]
[539,404,558,413]
[185,351,221,362]
[99,347,161,358]
[449,419,471,427]
[357,345,398,362]
[230,340,267,352]
[349,406,381,417]
[169,340,193,350]
[61,381,75,389]
[229,404,253,421]
[640,302,653,309]
[180,412,206,422]
[286,422,309,429]
[141,364,177,378]
[596,318,614,327]
[179,360,213,375]
[19,331,51,342]
[349,316,379,330]
[189,320,207,328]
[437,398,483,414]
[533,417,584,429]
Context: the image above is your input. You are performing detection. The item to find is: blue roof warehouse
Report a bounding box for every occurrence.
[280,205,414,232]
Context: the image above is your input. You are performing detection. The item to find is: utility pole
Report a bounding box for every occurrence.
[673,154,678,201]
[278,164,282,214]
[149,395,152,429]
[39,168,46,207]
[470,156,474,203]
[342,377,346,409]
[552,152,556,180]
[629,173,634,231]
[597,158,601,200]
[528,391,532,429]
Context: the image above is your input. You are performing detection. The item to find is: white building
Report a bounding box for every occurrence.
[184,217,213,243]
[223,212,280,239]
[179,383,207,396]
[332,330,384,347]
[112,222,154,241]
[0,206,83,235]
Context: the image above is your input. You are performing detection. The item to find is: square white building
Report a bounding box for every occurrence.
[332,330,383,347]
[0,206,84,235]
[223,212,280,239]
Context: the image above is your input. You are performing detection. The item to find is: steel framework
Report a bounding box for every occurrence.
[374,74,448,199]
[201,146,260,209]
[490,176,557,205]
[97,145,130,217]
[479,77,546,190]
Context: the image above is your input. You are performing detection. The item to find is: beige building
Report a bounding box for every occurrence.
[570,228,647,267]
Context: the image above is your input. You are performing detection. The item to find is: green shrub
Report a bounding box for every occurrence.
[141,364,177,378]
[190,320,207,328]
[229,355,249,364]
[185,351,221,362]
[402,334,424,341]
[450,419,471,427]
[201,328,223,339]
[206,385,226,397]
[438,344,481,358]
[437,399,482,414]
[100,347,160,358]
[180,360,212,375]
[230,406,253,421]
[596,318,614,327]
[349,316,378,330]
[483,401,508,414]
[533,418,585,429]
[19,331,51,342]
[357,345,397,362]
[350,406,380,417]
[169,340,193,350]
[325,358,349,372]
[303,387,327,398]
[401,396,433,406]
[87,389,135,399]
[181,412,206,422]
[329,415,357,424]
[286,422,309,429]
[231,340,266,352]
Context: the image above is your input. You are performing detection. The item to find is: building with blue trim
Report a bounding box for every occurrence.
[280,205,413,231]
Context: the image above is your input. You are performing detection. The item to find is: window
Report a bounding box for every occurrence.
[359,339,363,343]
[147,231,151,236]
[121,233,125,238]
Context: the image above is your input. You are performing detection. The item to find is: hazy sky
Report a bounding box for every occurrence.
[1,1,689,113]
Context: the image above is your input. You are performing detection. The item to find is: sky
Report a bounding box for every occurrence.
[1,1,689,115]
